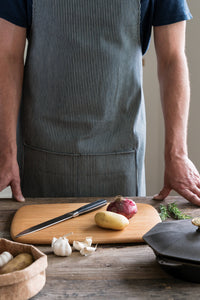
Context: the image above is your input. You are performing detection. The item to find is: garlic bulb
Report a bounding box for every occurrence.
[51,237,72,256]
[73,237,92,251]
[0,251,13,267]
[80,245,97,256]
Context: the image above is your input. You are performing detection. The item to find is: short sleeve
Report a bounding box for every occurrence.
[0,0,28,28]
[141,0,192,55]
[153,0,192,27]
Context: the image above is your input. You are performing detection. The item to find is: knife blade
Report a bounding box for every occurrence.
[15,199,107,238]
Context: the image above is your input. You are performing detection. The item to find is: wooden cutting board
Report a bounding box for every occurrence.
[10,203,161,245]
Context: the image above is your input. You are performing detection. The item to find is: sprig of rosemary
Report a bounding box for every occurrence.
[159,204,170,221]
[167,203,191,220]
[159,202,191,221]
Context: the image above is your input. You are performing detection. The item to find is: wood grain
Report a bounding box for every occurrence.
[10,202,161,244]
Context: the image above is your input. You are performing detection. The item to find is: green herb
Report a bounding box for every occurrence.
[167,202,191,220]
[159,204,170,221]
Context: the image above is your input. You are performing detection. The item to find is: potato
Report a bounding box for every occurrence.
[95,211,129,230]
[0,253,34,274]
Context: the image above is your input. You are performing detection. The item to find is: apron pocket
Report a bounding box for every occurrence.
[22,144,137,197]
[77,150,137,197]
[22,144,76,197]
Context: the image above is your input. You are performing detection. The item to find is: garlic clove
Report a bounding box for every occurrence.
[73,236,93,251]
[51,237,57,247]
[80,245,97,256]
[73,240,86,251]
[85,237,92,247]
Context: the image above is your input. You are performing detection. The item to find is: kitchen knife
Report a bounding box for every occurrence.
[15,199,107,238]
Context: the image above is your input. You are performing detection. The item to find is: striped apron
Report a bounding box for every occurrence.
[18,0,146,197]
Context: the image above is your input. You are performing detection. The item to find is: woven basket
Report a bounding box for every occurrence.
[0,238,48,300]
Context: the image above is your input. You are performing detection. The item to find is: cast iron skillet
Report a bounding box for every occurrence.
[156,254,200,283]
[143,219,200,283]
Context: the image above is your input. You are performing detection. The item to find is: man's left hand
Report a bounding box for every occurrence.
[153,156,200,206]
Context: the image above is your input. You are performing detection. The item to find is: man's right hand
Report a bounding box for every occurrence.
[0,19,26,202]
[0,155,25,202]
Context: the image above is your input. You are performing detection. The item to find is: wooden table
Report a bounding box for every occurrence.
[1,196,200,299]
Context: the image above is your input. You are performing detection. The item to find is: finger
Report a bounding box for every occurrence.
[191,186,200,198]
[10,180,25,202]
[195,180,200,189]
[178,188,200,206]
[153,187,171,200]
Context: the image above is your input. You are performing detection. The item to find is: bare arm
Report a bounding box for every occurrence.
[153,21,200,205]
[0,18,26,201]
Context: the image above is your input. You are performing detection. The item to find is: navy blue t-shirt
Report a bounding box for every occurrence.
[0,0,192,54]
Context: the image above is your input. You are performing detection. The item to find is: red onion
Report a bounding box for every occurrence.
[107,195,137,219]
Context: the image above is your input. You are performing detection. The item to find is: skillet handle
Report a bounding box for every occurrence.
[157,257,183,269]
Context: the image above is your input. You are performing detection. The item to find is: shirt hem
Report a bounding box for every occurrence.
[0,14,27,28]
[153,13,192,27]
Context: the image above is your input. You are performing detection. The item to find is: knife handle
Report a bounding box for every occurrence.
[73,199,107,217]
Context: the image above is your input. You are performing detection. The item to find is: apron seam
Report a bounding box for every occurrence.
[75,156,78,197]
[31,0,36,33]
[23,142,136,156]
[138,0,141,47]
[135,149,138,196]
[20,144,25,192]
